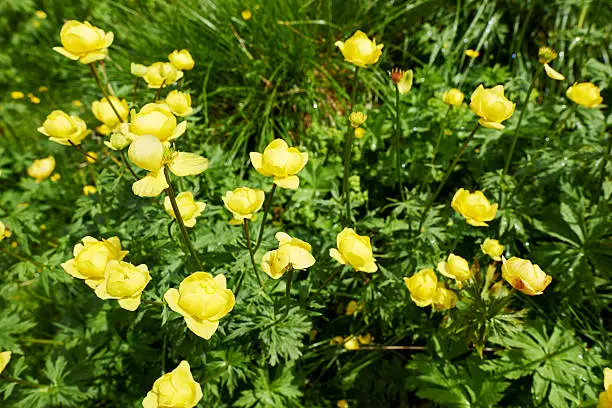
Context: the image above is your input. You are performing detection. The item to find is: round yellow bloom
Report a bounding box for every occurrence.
[128,135,165,172]
[94,260,151,311]
[142,360,202,408]
[451,188,498,227]
[502,256,552,296]
[0,351,11,374]
[437,253,471,282]
[53,20,113,64]
[344,336,360,350]
[222,187,265,221]
[83,185,97,196]
[164,192,206,227]
[38,110,88,145]
[35,10,47,19]
[131,63,148,77]
[335,30,383,68]
[29,95,41,104]
[143,62,184,88]
[337,400,349,408]
[11,91,25,99]
[566,82,603,108]
[469,85,515,129]
[598,368,612,408]
[165,91,193,117]
[129,103,186,142]
[442,88,465,106]
[250,139,308,189]
[92,96,129,127]
[61,236,128,289]
[345,300,363,316]
[27,156,55,182]
[241,10,252,20]
[433,285,458,311]
[261,232,316,279]
[164,272,235,340]
[354,127,366,139]
[86,151,97,164]
[168,49,195,71]
[329,228,377,273]
[349,112,367,128]
[481,238,504,261]
[464,49,479,58]
[50,173,61,182]
[404,268,438,307]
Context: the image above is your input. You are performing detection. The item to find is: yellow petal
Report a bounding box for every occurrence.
[274,175,300,189]
[52,47,79,60]
[142,392,158,408]
[118,297,141,311]
[357,260,378,273]
[544,63,565,81]
[184,317,219,340]
[478,119,505,130]
[132,171,169,197]
[329,248,347,265]
[168,153,209,176]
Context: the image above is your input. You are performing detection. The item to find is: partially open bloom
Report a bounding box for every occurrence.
[349,112,367,128]
[131,63,148,77]
[92,96,129,129]
[404,268,438,307]
[502,256,552,296]
[261,232,316,279]
[53,20,113,64]
[437,254,471,282]
[105,125,132,150]
[83,185,97,196]
[443,88,465,106]
[94,260,151,311]
[335,30,383,68]
[165,91,193,117]
[0,222,11,242]
[598,368,612,408]
[566,82,603,108]
[168,49,195,71]
[61,236,128,289]
[35,10,47,19]
[481,238,504,261]
[344,336,360,350]
[164,192,206,227]
[11,91,24,99]
[329,228,377,273]
[142,361,202,408]
[433,285,458,310]
[538,46,565,81]
[27,156,55,182]
[241,10,252,20]
[0,351,11,374]
[38,110,88,145]
[464,49,479,58]
[129,103,186,142]
[354,128,366,139]
[469,85,515,129]
[337,399,349,408]
[164,272,235,339]
[143,62,184,88]
[451,188,498,227]
[250,139,308,189]
[222,187,265,221]
[345,300,363,316]
[128,135,209,197]
[389,68,413,94]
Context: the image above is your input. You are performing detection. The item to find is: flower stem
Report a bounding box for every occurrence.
[89,63,123,123]
[253,183,277,252]
[154,81,166,102]
[419,122,481,229]
[285,267,293,299]
[132,77,140,106]
[68,141,97,162]
[163,167,203,271]
[119,149,138,180]
[394,84,405,201]
[342,67,360,227]
[431,105,453,165]
[243,219,264,290]
[1,376,46,389]
[0,247,45,269]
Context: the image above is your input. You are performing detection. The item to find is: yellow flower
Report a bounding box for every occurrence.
[83,185,97,196]
[241,10,252,20]
[335,30,383,68]
[404,268,438,307]
[330,336,344,345]
[53,20,113,64]
[442,88,465,106]
[38,86,49,93]
[433,285,457,310]
[464,49,479,58]
[0,222,11,241]
[165,90,193,117]
[222,187,265,221]
[128,135,209,197]
[11,91,25,99]
[261,232,316,279]
[29,95,41,104]
[164,272,235,340]
[105,124,132,150]
[250,139,309,189]
[61,236,128,289]
[481,238,504,261]
[0,351,11,374]
[566,82,603,108]
[143,62,184,88]
[73,100,83,108]
[543,64,565,81]
[129,103,186,142]
[38,110,89,145]
[501,256,552,296]
[93,260,151,311]
[344,336,360,350]
[354,127,366,139]
[329,228,377,273]
[164,192,206,227]
[86,151,98,164]
[337,400,349,408]
[27,156,55,182]
[469,85,515,129]
[451,188,498,227]
[437,253,471,282]
[539,48,564,80]
[142,361,202,408]
[345,300,363,315]
[598,368,612,408]
[50,173,61,182]
[35,10,47,19]
[358,333,373,345]
[92,96,129,127]
[389,68,414,94]
[349,112,367,128]
[130,63,148,77]
[168,49,195,71]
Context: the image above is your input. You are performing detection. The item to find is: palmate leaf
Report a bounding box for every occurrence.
[235,364,302,408]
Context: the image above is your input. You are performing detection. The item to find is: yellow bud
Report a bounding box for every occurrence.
[451,188,498,227]
[349,112,367,128]
[143,62,184,88]
[437,253,471,281]
[50,173,61,182]
[442,88,465,106]
[38,86,49,93]
[72,100,83,108]
[105,124,132,150]
[35,10,47,19]
[343,336,360,350]
[142,361,203,408]
[11,91,24,99]
[261,232,316,279]
[164,272,235,340]
[53,20,113,64]
[0,351,11,374]
[337,400,349,408]
[164,192,206,228]
[566,82,603,108]
[129,103,186,142]
[432,285,457,311]
[128,135,165,172]
[335,30,383,68]
[168,49,195,71]
[249,139,308,189]
[538,46,558,64]
[464,49,479,58]
[165,90,193,117]
[501,256,552,296]
[354,127,366,139]
[27,156,55,182]
[38,110,89,145]
[481,238,504,261]
[329,228,377,273]
[469,85,515,129]
[83,185,97,196]
[92,96,129,127]
[222,187,265,221]
[130,63,148,77]
[345,300,363,316]
[29,95,41,104]
[241,10,252,20]
[404,268,438,307]
[85,152,97,164]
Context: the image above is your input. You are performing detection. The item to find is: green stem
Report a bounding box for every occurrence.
[163,167,203,271]
[68,141,97,162]
[1,376,46,389]
[243,219,264,290]
[394,84,405,201]
[89,63,124,123]
[431,105,453,165]
[285,267,293,301]
[0,247,45,269]
[233,268,247,299]
[155,81,166,102]
[419,123,481,229]
[119,149,139,180]
[132,77,140,106]
[253,183,277,252]
[342,67,360,227]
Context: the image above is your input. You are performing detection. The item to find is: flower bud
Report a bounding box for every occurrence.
[451,188,498,227]
[128,135,165,172]
[38,110,89,145]
[250,139,308,189]
[27,156,55,182]
[53,20,113,64]
[142,361,203,408]
[464,49,479,58]
[143,62,183,88]
[501,256,552,296]
[349,112,367,128]
[105,124,132,150]
[354,127,366,139]
[92,96,128,127]
[94,260,151,311]
[222,187,265,221]
[165,90,193,117]
[469,85,515,129]
[83,185,97,196]
[335,30,383,68]
[329,228,377,273]
[437,254,471,282]
[442,88,465,106]
[404,269,438,307]
[168,49,195,71]
[164,192,206,227]
[481,238,504,261]
[566,82,603,108]
[344,336,360,350]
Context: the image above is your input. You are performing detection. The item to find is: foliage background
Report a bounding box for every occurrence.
[0,0,611,406]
